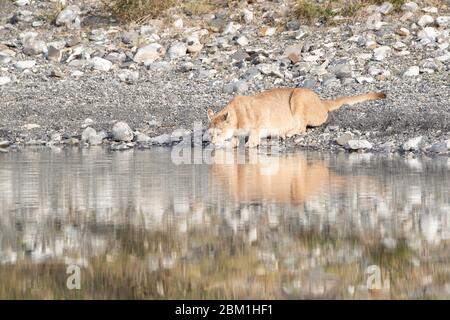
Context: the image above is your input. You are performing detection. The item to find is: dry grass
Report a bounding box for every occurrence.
[182,1,222,16]
[46,0,65,24]
[294,0,407,23]
[103,0,177,23]
[102,0,238,23]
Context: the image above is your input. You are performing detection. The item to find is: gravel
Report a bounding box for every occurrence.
[0,0,449,156]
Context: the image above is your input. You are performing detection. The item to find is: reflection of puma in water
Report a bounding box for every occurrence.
[210,151,344,205]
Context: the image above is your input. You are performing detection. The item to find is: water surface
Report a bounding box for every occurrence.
[0,148,449,299]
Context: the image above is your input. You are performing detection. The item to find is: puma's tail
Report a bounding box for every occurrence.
[323,92,386,111]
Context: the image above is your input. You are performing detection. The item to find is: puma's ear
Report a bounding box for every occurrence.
[207,109,214,121]
[224,111,230,121]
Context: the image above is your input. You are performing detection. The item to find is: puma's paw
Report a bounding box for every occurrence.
[230,137,240,148]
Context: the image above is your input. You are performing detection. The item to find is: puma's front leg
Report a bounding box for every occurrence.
[230,136,240,148]
[246,130,261,148]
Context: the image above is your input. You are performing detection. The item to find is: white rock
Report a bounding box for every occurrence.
[71,70,84,77]
[422,6,438,14]
[236,36,249,46]
[0,54,12,65]
[22,123,40,130]
[19,31,47,56]
[133,43,165,65]
[258,26,276,37]
[418,15,434,28]
[436,16,450,27]
[136,132,151,143]
[55,5,81,29]
[345,139,373,150]
[173,18,183,29]
[356,76,375,84]
[392,41,407,50]
[0,76,11,86]
[378,2,393,15]
[398,27,410,36]
[336,132,353,146]
[401,11,414,22]
[303,54,320,62]
[222,22,241,35]
[402,136,423,151]
[403,66,420,77]
[436,53,450,62]
[90,57,112,71]
[366,13,383,30]
[15,0,30,6]
[420,215,439,243]
[356,53,373,60]
[112,121,134,142]
[242,8,254,23]
[150,134,172,144]
[23,39,47,56]
[401,2,419,12]
[224,80,248,94]
[185,35,202,53]
[167,42,187,59]
[14,60,35,70]
[373,46,391,61]
[258,64,283,78]
[81,127,97,142]
[418,27,438,43]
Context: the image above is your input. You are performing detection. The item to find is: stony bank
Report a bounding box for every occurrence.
[0,0,449,156]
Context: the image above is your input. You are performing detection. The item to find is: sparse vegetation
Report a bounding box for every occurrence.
[182,1,221,16]
[45,0,65,24]
[103,0,236,23]
[103,0,177,23]
[294,0,407,23]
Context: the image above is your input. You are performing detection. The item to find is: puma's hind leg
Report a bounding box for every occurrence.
[286,125,307,138]
[286,115,307,138]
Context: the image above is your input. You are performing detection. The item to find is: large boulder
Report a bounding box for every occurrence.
[133,43,165,65]
[112,122,134,142]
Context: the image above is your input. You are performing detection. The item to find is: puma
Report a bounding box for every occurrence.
[210,151,344,205]
[206,88,386,148]
[210,150,380,207]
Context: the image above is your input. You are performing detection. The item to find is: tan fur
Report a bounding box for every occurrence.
[210,151,345,205]
[207,88,386,147]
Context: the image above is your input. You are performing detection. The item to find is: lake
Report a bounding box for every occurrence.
[0,147,449,299]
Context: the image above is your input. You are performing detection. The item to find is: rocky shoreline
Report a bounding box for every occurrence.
[0,0,449,156]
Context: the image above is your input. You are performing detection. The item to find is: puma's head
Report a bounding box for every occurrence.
[206,109,235,147]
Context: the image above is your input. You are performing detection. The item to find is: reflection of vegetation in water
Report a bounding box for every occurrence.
[1,223,448,299]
